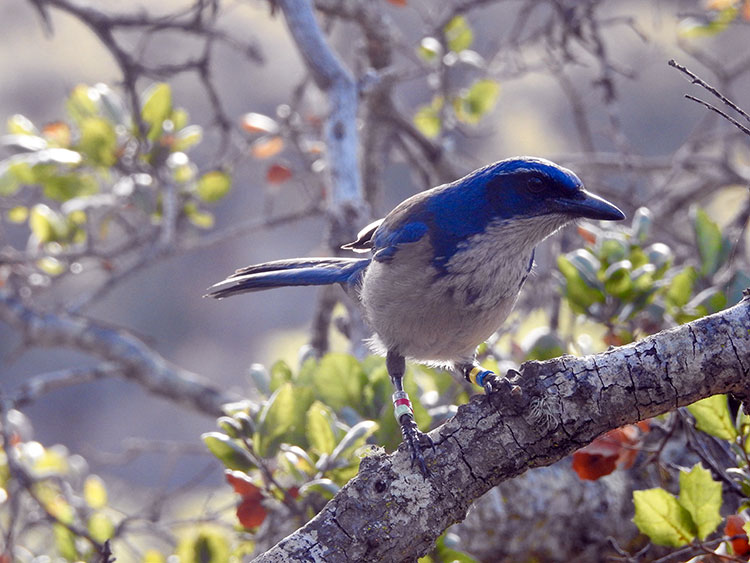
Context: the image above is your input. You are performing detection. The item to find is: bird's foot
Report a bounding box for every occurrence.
[463,365,521,401]
[393,391,433,476]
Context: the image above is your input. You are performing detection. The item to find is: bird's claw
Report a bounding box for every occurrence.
[399,414,432,476]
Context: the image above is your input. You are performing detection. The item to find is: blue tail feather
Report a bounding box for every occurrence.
[206,257,369,299]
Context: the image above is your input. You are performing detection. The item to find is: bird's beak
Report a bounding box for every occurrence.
[554,189,626,221]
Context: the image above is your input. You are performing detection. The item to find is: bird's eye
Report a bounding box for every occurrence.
[527,176,545,193]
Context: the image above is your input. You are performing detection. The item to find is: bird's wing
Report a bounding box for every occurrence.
[341,219,384,252]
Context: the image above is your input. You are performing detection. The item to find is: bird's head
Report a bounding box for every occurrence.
[476,157,625,223]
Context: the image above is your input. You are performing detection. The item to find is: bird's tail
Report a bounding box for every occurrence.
[205,257,369,299]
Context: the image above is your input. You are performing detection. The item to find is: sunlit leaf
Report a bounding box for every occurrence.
[184,202,214,229]
[83,474,108,509]
[418,37,442,61]
[36,257,66,276]
[632,488,696,547]
[306,401,337,455]
[202,432,255,471]
[66,84,99,124]
[455,79,500,124]
[88,512,114,542]
[679,463,722,540]
[78,117,117,166]
[7,114,37,135]
[666,266,697,309]
[414,99,443,139]
[250,135,284,159]
[29,204,66,243]
[141,82,172,141]
[173,125,203,152]
[254,383,314,457]
[196,170,231,202]
[241,112,280,135]
[7,206,28,223]
[444,15,473,52]
[687,394,737,440]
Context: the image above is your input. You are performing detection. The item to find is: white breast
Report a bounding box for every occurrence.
[358,214,571,366]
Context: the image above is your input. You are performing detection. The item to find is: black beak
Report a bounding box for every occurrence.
[554,189,626,221]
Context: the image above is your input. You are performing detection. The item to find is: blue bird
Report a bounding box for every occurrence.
[207,157,625,474]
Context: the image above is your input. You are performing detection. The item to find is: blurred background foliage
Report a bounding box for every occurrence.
[1,0,750,561]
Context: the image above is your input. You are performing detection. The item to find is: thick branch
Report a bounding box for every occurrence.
[253,296,750,562]
[278,0,366,246]
[0,291,235,416]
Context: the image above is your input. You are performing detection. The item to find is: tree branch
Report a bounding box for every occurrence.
[252,295,750,562]
[0,291,236,416]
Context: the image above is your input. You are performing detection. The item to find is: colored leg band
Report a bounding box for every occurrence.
[468,367,493,387]
[392,391,414,421]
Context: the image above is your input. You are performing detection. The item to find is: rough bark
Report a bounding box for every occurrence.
[252,296,750,562]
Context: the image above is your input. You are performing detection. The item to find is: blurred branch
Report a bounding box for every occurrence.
[279,0,366,247]
[0,291,235,416]
[254,296,750,562]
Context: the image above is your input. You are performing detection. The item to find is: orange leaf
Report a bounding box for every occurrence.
[225,470,262,499]
[386,0,407,5]
[572,451,618,481]
[726,514,750,555]
[251,136,284,159]
[572,422,650,480]
[236,495,267,528]
[266,164,293,184]
[576,225,597,245]
[241,112,279,135]
[42,121,71,147]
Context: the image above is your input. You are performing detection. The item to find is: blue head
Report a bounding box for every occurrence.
[410,157,625,266]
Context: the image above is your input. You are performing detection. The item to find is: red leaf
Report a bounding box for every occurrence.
[726,514,750,556]
[236,495,267,529]
[572,421,651,480]
[225,470,262,499]
[386,0,407,5]
[288,486,300,499]
[266,164,293,184]
[572,451,618,481]
[577,225,597,244]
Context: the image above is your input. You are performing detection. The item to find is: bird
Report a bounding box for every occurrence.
[207,157,626,475]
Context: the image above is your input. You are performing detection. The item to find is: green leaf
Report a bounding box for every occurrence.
[329,420,378,463]
[78,117,117,166]
[7,206,28,223]
[687,394,737,440]
[414,100,443,139]
[7,114,37,135]
[201,432,255,471]
[455,79,500,124]
[83,475,108,508]
[666,266,697,309]
[444,15,473,52]
[254,383,313,457]
[176,528,230,563]
[268,360,293,393]
[173,124,203,152]
[632,488,696,547]
[196,170,231,202]
[54,523,79,560]
[679,463,722,540]
[29,204,67,243]
[66,84,100,124]
[141,82,173,140]
[693,207,727,277]
[678,7,738,38]
[184,202,214,229]
[557,255,604,313]
[88,512,115,542]
[300,354,368,412]
[306,401,337,455]
[417,37,442,61]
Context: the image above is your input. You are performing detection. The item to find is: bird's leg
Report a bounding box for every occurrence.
[458,360,508,397]
[387,350,433,476]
